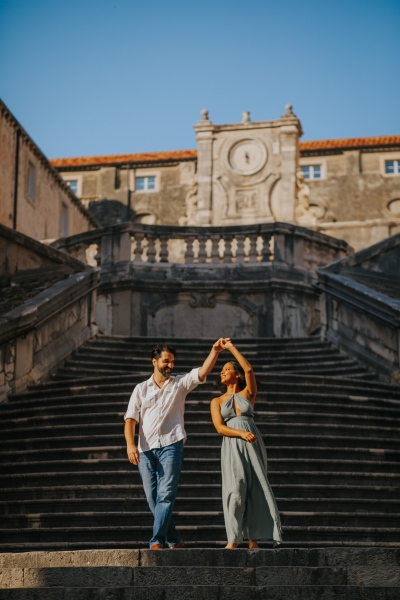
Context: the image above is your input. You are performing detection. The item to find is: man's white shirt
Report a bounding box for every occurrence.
[124,368,206,452]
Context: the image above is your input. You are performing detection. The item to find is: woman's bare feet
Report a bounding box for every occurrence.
[225,542,238,549]
[248,540,260,549]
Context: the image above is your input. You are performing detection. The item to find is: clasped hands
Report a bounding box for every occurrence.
[213,338,234,352]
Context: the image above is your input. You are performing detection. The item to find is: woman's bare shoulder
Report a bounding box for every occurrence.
[210,393,230,406]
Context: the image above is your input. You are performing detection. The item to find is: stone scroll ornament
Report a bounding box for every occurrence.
[189,292,217,308]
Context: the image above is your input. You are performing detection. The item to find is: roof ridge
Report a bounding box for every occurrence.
[50,135,400,168]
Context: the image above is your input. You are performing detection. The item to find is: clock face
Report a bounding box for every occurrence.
[228,139,267,175]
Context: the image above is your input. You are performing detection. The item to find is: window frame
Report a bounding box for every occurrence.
[380,153,400,178]
[27,161,36,202]
[63,176,82,197]
[60,202,69,237]
[134,175,157,193]
[299,158,326,181]
[384,159,400,176]
[300,164,323,181]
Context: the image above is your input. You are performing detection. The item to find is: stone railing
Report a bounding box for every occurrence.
[0,270,99,401]
[50,222,352,340]
[52,221,350,272]
[316,232,400,383]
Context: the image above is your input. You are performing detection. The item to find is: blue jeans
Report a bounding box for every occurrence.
[138,440,184,547]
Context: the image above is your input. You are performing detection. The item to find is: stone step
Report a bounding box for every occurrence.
[3,510,400,530]
[56,359,369,377]
[4,392,400,416]
[1,432,399,452]
[3,546,400,567]
[3,585,399,600]
[14,375,399,400]
[88,335,333,349]
[1,457,399,475]
[1,469,399,487]
[3,408,399,431]
[1,419,399,442]
[2,496,400,515]
[2,523,400,544]
[0,563,360,588]
[1,443,399,462]
[69,350,349,367]
[2,483,397,502]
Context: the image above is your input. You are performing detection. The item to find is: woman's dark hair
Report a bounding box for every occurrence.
[214,360,246,392]
[152,344,176,360]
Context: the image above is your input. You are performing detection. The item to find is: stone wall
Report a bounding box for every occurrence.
[0,100,96,241]
[317,233,400,382]
[61,161,196,227]
[0,225,98,401]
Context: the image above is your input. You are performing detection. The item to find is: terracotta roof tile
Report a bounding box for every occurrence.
[50,136,400,168]
[299,135,400,151]
[50,149,197,168]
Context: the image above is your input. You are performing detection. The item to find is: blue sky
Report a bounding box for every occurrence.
[0,0,399,158]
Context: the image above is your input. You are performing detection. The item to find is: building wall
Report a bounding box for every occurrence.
[53,110,400,252]
[298,147,400,250]
[61,161,196,226]
[300,149,400,224]
[0,101,96,241]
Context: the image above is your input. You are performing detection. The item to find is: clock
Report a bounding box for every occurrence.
[228,139,267,175]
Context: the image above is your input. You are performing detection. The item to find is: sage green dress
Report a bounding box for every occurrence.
[221,393,283,545]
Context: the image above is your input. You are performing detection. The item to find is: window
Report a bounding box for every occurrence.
[61,203,69,237]
[301,165,322,180]
[385,160,400,175]
[66,180,78,194]
[27,162,36,201]
[135,176,156,191]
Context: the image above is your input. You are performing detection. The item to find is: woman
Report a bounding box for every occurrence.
[210,340,282,548]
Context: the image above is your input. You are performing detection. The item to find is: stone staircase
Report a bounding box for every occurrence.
[0,547,399,599]
[1,335,400,555]
[1,335,400,598]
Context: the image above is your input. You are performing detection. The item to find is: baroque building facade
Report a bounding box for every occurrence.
[51,106,400,251]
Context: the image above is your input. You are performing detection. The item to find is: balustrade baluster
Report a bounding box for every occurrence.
[223,235,234,263]
[261,233,272,262]
[147,234,157,263]
[159,235,169,263]
[248,234,258,263]
[235,234,246,263]
[184,235,195,264]
[210,234,220,264]
[197,234,207,263]
[133,233,144,263]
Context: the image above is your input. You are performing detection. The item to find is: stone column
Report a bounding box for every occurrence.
[193,110,214,225]
[278,105,302,223]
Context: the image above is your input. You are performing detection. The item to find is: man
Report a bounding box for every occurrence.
[124,338,228,549]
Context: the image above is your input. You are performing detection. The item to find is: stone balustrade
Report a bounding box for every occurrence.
[317,232,400,383]
[52,221,350,272]
[50,222,352,340]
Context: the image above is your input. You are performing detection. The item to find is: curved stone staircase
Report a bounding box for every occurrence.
[1,335,399,554]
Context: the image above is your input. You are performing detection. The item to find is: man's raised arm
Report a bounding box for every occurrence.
[198,338,231,381]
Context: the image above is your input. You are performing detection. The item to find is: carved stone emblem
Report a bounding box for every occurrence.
[236,189,259,213]
[189,292,217,308]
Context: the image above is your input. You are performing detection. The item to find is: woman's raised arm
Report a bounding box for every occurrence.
[222,340,257,401]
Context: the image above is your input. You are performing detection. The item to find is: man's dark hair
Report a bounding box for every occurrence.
[152,344,176,360]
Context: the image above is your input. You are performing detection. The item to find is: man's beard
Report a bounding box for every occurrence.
[158,366,172,378]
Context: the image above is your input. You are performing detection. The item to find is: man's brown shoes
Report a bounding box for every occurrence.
[150,543,163,550]
[169,541,186,549]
